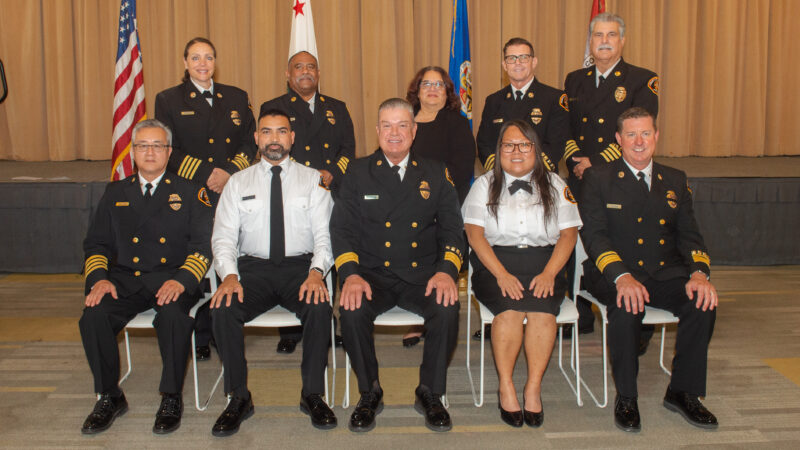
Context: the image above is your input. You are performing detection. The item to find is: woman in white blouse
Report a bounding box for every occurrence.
[462,119,581,428]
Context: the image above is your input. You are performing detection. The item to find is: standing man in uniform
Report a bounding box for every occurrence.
[564,13,659,340]
[79,119,213,435]
[208,109,336,436]
[477,37,575,173]
[578,107,718,433]
[260,50,356,353]
[331,98,463,433]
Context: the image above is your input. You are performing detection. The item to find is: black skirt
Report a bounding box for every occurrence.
[470,245,565,316]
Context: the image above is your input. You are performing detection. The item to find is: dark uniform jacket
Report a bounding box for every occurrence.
[260,88,356,190]
[330,150,465,286]
[564,59,659,170]
[578,159,710,287]
[83,172,213,298]
[476,78,574,172]
[155,80,256,189]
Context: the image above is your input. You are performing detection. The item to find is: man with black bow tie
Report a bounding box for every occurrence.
[79,119,213,435]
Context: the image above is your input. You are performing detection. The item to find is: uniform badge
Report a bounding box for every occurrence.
[445,168,454,186]
[419,180,431,199]
[198,188,212,207]
[530,108,542,125]
[559,93,569,112]
[326,110,336,125]
[527,92,534,99]
[563,186,577,204]
[614,86,627,103]
[231,110,241,126]
[665,190,678,209]
[492,118,503,124]
[618,171,625,178]
[169,193,182,211]
[181,110,195,116]
[648,76,660,95]
[190,92,197,98]
[586,70,593,76]
[216,92,222,98]
[506,92,511,99]
[290,96,297,102]
[614,70,621,77]
[115,201,129,207]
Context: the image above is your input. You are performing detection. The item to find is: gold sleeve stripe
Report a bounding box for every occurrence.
[84,255,108,277]
[335,252,359,270]
[607,144,622,159]
[600,151,611,163]
[564,140,580,159]
[180,254,209,282]
[180,262,206,282]
[596,251,622,273]
[691,251,711,266]
[484,154,496,171]
[444,251,462,271]
[178,156,202,179]
[541,152,555,171]
[232,153,250,171]
[337,156,350,174]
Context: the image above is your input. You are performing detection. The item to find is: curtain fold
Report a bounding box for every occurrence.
[0,0,796,162]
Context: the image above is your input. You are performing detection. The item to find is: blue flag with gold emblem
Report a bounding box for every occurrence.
[448,0,472,128]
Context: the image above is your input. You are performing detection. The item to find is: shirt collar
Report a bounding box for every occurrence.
[503,170,533,185]
[139,171,166,190]
[510,76,535,97]
[597,59,621,84]
[260,155,292,175]
[190,78,214,95]
[623,158,653,180]
[384,152,410,169]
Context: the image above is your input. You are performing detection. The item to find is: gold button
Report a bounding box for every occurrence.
[305,145,311,151]
[134,271,141,276]
[209,138,214,144]
[659,261,665,266]
[385,242,391,248]
[411,222,418,228]
[225,138,230,143]
[637,238,643,245]
[598,118,605,124]
[659,219,666,225]
[132,257,139,263]
[638,260,644,266]
[160,257,167,263]
[326,159,331,164]
[598,137,604,143]
[659,239,665,245]
[637,217,643,223]
[384,261,390,267]
[385,222,391,228]
[324,143,329,148]
[159,237,166,243]
[582,117,587,123]
[208,157,213,162]
[132,237,139,243]
[579,136,584,141]
[305,161,310,166]
[411,242,418,248]
[412,262,418,268]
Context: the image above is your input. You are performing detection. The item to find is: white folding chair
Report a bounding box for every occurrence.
[574,235,679,408]
[117,271,217,411]
[341,306,449,409]
[203,271,337,408]
[465,260,582,407]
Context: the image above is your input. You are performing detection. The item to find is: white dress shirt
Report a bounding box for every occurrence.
[462,171,582,247]
[385,153,410,181]
[511,76,535,100]
[138,171,165,195]
[596,59,621,87]
[212,157,334,279]
[623,158,653,190]
[191,78,214,106]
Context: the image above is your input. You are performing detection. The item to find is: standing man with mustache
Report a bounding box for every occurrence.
[564,13,659,341]
[260,50,356,353]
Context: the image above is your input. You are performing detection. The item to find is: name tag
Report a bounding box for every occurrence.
[115,201,129,207]
[606,203,622,209]
[289,117,296,121]
[363,195,379,200]
[180,111,195,116]
[242,195,255,201]
[492,118,503,124]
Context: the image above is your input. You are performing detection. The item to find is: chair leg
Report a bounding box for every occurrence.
[193,331,224,411]
[578,318,609,408]
[557,321,583,406]
[327,317,336,407]
[658,324,672,376]
[342,353,350,409]
[119,329,132,385]
[465,294,483,407]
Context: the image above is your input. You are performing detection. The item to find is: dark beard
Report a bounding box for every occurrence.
[259,144,289,161]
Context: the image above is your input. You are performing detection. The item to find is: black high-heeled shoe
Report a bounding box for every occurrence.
[522,395,543,428]
[498,392,523,427]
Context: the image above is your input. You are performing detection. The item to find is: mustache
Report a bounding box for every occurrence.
[259,143,289,161]
[598,44,614,51]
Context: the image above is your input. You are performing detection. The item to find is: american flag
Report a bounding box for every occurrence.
[583,0,606,68]
[111,0,146,181]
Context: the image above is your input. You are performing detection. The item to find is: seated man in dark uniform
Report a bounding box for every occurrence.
[331,98,464,433]
[79,119,213,435]
[208,109,336,436]
[578,107,718,433]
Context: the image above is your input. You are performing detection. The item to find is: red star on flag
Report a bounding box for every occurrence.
[293,0,305,16]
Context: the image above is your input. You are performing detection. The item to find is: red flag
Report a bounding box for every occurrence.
[582,0,606,67]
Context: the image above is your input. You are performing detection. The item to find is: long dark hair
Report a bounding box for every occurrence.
[405,66,460,112]
[182,37,216,83]
[487,120,556,224]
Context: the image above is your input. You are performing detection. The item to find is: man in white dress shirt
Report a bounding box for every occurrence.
[208,109,336,436]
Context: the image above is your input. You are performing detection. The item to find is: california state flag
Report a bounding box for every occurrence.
[289,0,318,61]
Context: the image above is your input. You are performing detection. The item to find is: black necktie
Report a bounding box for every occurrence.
[270,166,285,264]
[598,75,606,88]
[143,182,153,200]
[201,90,213,99]
[508,179,532,195]
[391,165,402,183]
[515,90,524,101]
[637,171,649,193]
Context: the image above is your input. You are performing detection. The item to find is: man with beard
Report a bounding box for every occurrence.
[208,109,336,435]
[260,50,355,353]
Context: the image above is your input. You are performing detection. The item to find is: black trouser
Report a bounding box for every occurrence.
[340,268,459,395]
[591,274,716,398]
[79,288,197,395]
[211,255,332,397]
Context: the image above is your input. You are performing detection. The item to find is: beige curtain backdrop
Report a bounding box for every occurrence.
[0,0,797,162]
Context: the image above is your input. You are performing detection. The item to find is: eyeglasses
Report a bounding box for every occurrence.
[500,142,534,153]
[420,80,446,90]
[132,143,169,153]
[503,54,532,64]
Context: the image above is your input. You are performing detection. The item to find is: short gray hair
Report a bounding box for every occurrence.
[377,98,415,124]
[590,12,626,38]
[132,119,172,146]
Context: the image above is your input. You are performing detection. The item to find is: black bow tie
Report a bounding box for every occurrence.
[508,179,532,195]
[201,90,213,98]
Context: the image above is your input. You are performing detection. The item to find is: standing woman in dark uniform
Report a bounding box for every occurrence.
[155,37,256,359]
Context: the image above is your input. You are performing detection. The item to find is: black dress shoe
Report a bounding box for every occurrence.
[277,338,298,354]
[614,394,641,432]
[472,324,491,341]
[348,390,383,432]
[522,395,543,428]
[499,404,523,428]
[402,336,421,347]
[81,392,128,434]
[300,393,337,430]
[153,393,182,434]
[212,393,254,437]
[414,386,451,432]
[663,387,718,429]
[196,345,211,361]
